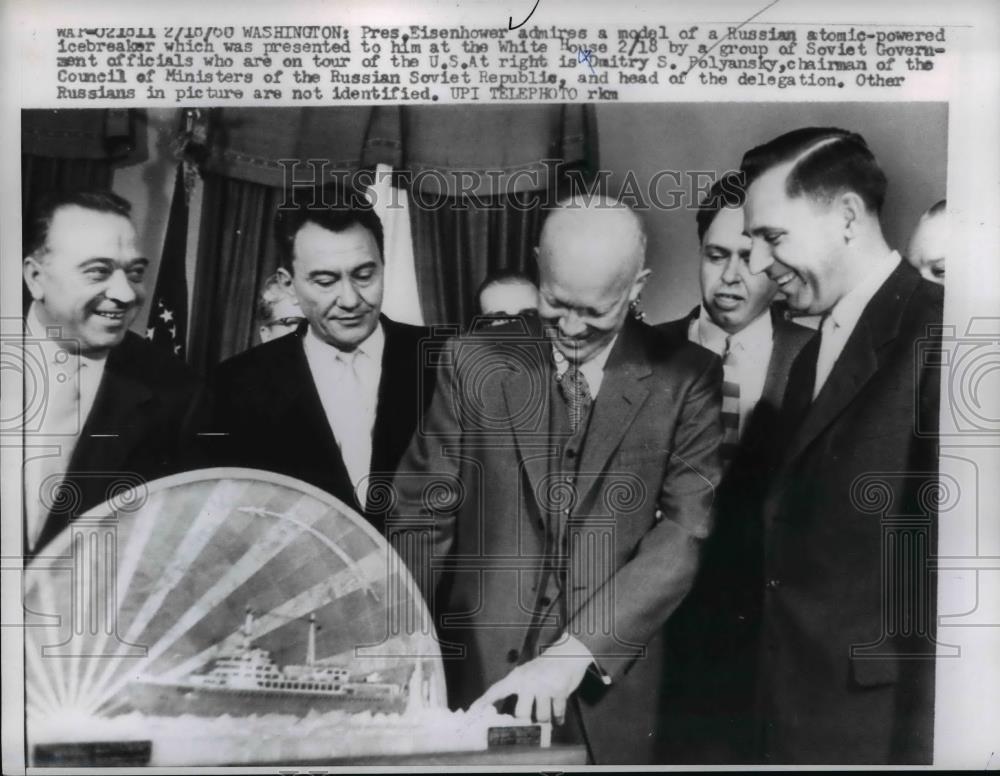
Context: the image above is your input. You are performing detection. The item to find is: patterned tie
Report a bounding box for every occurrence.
[557,362,592,432]
[720,335,741,463]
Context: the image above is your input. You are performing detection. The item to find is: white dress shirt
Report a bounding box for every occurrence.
[813,251,901,399]
[24,304,109,551]
[302,323,385,509]
[689,307,774,437]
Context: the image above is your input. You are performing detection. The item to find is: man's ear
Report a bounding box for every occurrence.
[839,191,865,243]
[23,255,44,301]
[276,266,293,287]
[630,267,652,300]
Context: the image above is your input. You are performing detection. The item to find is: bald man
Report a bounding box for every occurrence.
[386,196,723,764]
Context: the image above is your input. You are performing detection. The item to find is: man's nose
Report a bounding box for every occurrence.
[721,255,742,284]
[748,242,774,275]
[559,310,587,338]
[105,268,138,305]
[336,280,361,309]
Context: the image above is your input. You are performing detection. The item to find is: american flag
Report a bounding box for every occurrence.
[146,163,189,359]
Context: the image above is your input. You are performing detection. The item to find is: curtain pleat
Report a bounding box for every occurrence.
[189,173,282,373]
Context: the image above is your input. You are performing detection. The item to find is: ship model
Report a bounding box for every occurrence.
[117,609,420,718]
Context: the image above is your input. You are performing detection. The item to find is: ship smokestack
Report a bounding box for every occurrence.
[306,613,316,666]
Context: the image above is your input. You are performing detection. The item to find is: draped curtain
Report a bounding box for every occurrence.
[188,174,283,373]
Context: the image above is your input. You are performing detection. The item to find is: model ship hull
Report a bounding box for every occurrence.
[120,680,407,717]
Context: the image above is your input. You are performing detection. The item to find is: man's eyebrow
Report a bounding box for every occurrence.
[748,226,782,237]
[81,256,149,266]
[702,242,732,254]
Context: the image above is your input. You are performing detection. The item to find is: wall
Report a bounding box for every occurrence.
[596,102,948,324]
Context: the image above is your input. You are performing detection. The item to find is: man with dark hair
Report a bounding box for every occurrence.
[475,270,539,320]
[388,195,723,764]
[740,127,942,764]
[255,273,303,344]
[211,184,436,533]
[656,172,813,763]
[22,190,206,557]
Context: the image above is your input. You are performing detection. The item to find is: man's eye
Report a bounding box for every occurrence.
[706,252,728,262]
[932,266,945,279]
[764,233,782,246]
[126,267,146,283]
[314,277,337,287]
[354,270,375,282]
[85,266,111,280]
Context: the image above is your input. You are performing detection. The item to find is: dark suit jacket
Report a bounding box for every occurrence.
[387,317,724,764]
[655,306,814,763]
[30,331,207,558]
[755,261,942,764]
[210,316,436,533]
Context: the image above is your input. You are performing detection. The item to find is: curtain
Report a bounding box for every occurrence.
[409,190,546,326]
[403,105,599,325]
[188,173,282,374]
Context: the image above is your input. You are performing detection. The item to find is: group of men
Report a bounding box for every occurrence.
[20,126,942,765]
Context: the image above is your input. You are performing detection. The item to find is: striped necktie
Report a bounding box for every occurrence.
[557,363,592,432]
[720,335,741,462]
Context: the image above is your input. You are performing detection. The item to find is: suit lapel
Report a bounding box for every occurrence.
[577,321,651,496]
[780,261,917,467]
[67,351,155,476]
[370,318,415,476]
[500,344,553,504]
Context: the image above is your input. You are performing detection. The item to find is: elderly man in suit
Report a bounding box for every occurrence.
[740,127,942,764]
[212,185,435,534]
[656,172,813,763]
[387,195,724,764]
[22,191,205,557]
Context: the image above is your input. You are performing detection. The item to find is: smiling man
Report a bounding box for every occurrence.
[656,173,813,763]
[211,184,436,532]
[388,195,723,764]
[22,191,205,557]
[739,128,943,764]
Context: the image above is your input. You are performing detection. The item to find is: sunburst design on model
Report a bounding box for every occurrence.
[24,468,445,740]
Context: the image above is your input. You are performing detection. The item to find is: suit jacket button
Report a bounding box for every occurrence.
[654,508,664,521]
[507,649,520,663]
[566,448,577,459]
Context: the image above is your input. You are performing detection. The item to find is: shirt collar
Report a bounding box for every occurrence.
[26,303,109,369]
[826,250,901,333]
[694,305,773,354]
[304,319,385,365]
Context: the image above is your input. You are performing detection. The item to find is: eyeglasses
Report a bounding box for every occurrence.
[267,317,305,328]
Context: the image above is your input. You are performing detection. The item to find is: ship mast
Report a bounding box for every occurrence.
[306,613,316,666]
[242,607,254,650]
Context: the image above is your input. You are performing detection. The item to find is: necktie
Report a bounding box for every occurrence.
[720,335,741,463]
[558,363,592,432]
[25,356,81,552]
[335,348,374,509]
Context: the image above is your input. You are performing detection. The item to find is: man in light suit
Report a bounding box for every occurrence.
[741,127,942,764]
[656,173,813,763]
[387,195,724,764]
[212,185,436,534]
[22,191,205,558]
